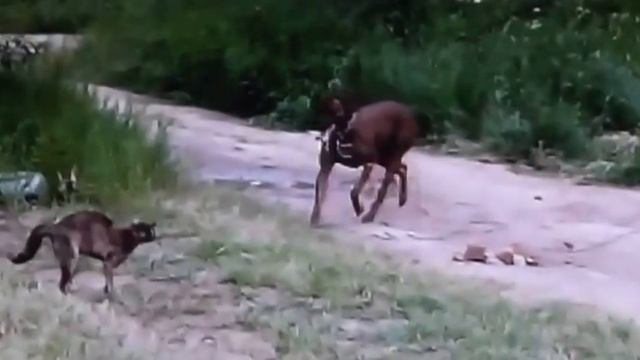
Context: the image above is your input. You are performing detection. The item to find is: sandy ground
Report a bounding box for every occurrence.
[84,85,640,325]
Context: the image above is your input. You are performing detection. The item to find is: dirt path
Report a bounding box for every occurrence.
[92,85,640,324]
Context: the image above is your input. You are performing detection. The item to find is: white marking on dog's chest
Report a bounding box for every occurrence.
[336,141,353,159]
[320,125,334,153]
[319,118,358,160]
[336,113,358,159]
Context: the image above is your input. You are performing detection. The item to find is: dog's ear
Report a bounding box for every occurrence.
[70,166,77,183]
[329,98,345,117]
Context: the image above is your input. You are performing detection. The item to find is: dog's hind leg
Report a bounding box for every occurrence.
[397,163,408,207]
[350,164,373,216]
[51,235,78,294]
[361,163,399,223]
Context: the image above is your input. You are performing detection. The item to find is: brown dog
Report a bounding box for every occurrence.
[9,210,157,295]
[310,99,418,225]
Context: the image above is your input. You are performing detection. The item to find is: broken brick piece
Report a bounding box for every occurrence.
[513,254,527,266]
[496,250,515,265]
[452,253,465,262]
[525,257,539,266]
[509,242,542,266]
[511,242,537,257]
[463,245,487,263]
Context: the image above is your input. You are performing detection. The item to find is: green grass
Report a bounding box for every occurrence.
[0,262,159,360]
[171,186,640,359]
[4,184,640,359]
[0,60,177,206]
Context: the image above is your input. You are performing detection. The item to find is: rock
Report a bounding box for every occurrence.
[462,245,487,263]
[510,243,540,266]
[574,177,595,186]
[511,243,530,257]
[372,231,395,241]
[496,250,514,265]
[201,335,216,344]
[534,195,543,201]
[407,231,442,241]
[583,160,616,181]
[513,254,527,266]
[593,131,639,161]
[563,241,574,251]
[477,156,497,164]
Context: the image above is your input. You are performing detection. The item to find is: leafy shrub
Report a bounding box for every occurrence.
[0,0,109,33]
[0,63,176,204]
[14,0,640,173]
[482,107,534,158]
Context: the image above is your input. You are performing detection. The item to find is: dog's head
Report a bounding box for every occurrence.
[129,219,157,243]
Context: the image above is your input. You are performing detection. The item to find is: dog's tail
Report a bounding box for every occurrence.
[10,224,59,264]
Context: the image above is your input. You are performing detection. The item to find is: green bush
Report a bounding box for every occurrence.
[0,0,629,176]
[71,1,640,158]
[75,0,358,121]
[0,0,110,33]
[0,63,176,205]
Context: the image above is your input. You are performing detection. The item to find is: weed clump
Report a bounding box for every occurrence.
[0,64,176,205]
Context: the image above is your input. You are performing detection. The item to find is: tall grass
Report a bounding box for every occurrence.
[0,62,176,205]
